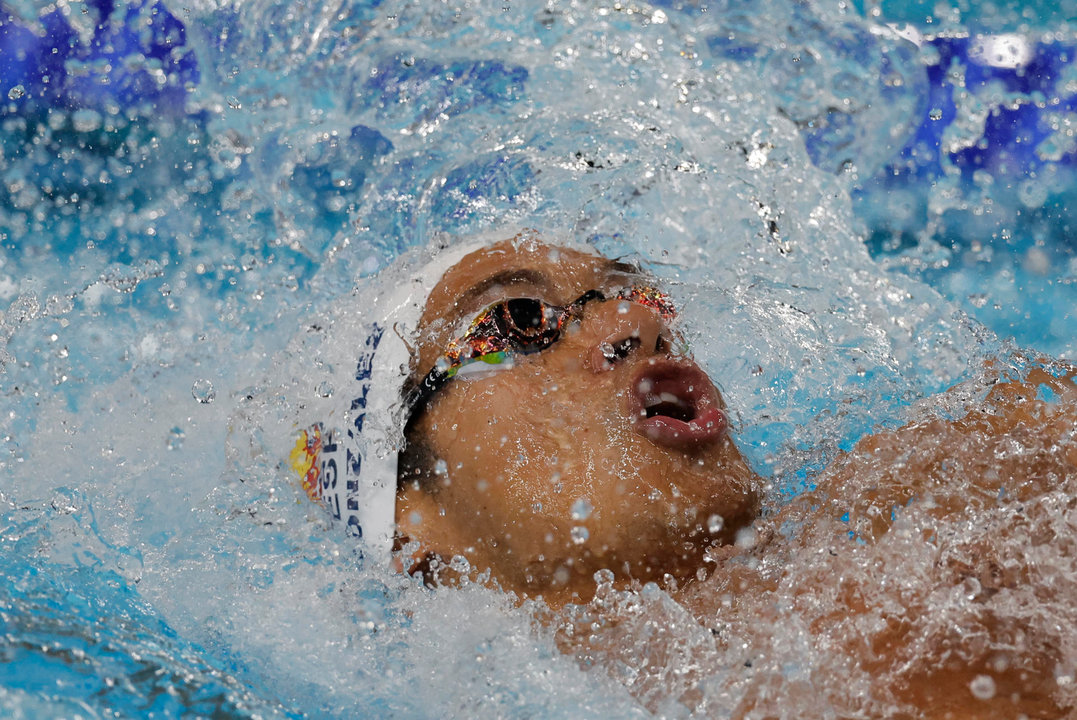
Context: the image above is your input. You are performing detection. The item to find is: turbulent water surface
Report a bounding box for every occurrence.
[1,0,1075,717]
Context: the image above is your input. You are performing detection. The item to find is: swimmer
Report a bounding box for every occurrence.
[394,237,761,603]
[292,230,1077,718]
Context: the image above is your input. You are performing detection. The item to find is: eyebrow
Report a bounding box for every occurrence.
[455,268,551,309]
[608,259,642,275]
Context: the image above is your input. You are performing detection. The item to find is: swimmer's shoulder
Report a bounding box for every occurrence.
[792,361,1077,544]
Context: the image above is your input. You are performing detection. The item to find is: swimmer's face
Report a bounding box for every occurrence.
[396,237,759,605]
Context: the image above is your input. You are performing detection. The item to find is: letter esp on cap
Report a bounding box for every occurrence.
[287,239,493,565]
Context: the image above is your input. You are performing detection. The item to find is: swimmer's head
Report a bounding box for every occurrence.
[394,233,760,606]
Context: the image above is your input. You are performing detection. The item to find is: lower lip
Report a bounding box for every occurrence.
[640,407,727,448]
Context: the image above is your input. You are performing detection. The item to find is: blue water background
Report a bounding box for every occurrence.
[1,0,1075,716]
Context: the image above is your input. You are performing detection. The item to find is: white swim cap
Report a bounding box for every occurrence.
[287,234,504,565]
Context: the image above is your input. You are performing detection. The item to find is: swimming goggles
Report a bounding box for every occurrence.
[405,285,676,418]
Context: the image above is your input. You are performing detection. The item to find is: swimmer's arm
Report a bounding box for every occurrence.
[776,365,1077,718]
[807,364,1077,543]
[682,367,1075,718]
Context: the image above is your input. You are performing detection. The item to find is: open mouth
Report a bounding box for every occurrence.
[630,360,727,449]
[645,392,696,422]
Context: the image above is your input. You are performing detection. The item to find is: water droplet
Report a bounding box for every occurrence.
[1024,247,1050,275]
[571,498,593,520]
[593,568,614,585]
[1018,178,1048,208]
[191,379,216,404]
[707,514,725,534]
[166,427,185,450]
[746,143,770,169]
[735,526,757,549]
[45,292,73,316]
[315,381,333,398]
[434,459,448,476]
[7,85,25,100]
[929,107,943,121]
[72,108,102,132]
[449,555,470,573]
[101,260,162,294]
[969,674,996,700]
[570,526,589,544]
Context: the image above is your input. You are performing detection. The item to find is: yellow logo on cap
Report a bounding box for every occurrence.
[289,424,323,503]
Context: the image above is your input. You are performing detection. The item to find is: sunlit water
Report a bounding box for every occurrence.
[1,0,1075,717]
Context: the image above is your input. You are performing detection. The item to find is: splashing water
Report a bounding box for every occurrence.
[1,0,1075,716]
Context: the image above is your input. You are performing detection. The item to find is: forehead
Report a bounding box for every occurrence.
[421,239,638,327]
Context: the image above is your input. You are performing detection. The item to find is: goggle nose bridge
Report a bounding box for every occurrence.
[404,285,674,426]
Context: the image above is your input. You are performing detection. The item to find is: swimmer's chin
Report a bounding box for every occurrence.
[395,510,756,609]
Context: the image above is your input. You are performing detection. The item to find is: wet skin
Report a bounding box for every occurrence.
[390,236,1077,718]
[395,236,760,606]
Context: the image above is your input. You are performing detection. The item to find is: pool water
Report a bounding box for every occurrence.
[1,0,1074,717]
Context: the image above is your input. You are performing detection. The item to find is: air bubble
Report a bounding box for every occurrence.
[7,85,25,100]
[315,381,334,398]
[449,555,471,573]
[191,379,216,404]
[570,527,589,544]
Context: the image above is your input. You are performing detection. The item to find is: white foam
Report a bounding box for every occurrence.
[2,0,1073,716]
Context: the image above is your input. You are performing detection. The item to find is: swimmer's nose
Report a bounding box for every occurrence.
[583,298,669,372]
